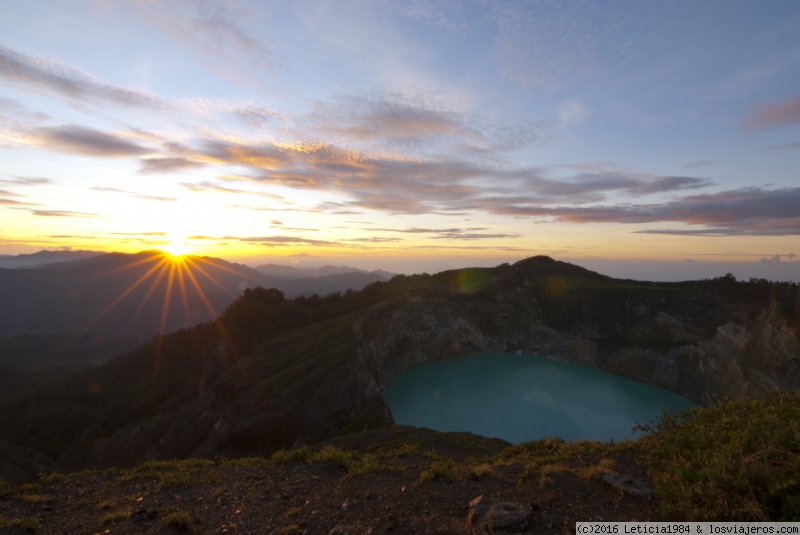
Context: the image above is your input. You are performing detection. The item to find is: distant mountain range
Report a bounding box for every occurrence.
[0,250,104,269]
[256,262,394,280]
[0,250,393,368]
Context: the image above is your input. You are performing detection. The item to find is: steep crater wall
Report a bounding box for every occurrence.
[353,266,800,408]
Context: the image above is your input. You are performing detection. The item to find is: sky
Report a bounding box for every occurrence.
[1,0,799,280]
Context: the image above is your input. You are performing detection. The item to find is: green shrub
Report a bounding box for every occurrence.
[313,445,352,468]
[638,392,800,520]
[418,455,458,484]
[271,445,313,464]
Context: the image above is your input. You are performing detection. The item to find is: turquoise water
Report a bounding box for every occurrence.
[383,352,697,443]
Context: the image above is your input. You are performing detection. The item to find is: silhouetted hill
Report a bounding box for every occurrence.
[0,250,267,340]
[0,333,137,369]
[0,256,796,469]
[0,249,103,269]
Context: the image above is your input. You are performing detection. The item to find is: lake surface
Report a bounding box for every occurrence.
[383,352,696,443]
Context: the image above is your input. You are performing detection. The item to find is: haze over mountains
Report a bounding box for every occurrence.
[0,250,391,369]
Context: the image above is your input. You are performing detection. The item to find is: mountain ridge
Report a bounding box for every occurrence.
[0,255,796,470]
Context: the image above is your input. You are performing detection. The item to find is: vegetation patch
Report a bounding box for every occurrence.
[638,391,800,521]
[100,508,132,525]
[0,513,40,532]
[161,506,193,531]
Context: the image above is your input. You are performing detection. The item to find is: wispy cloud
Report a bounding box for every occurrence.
[431,232,520,240]
[489,2,631,90]
[222,235,338,247]
[0,45,169,110]
[138,157,206,174]
[759,142,800,152]
[489,187,800,236]
[129,0,274,86]
[682,160,717,169]
[743,93,800,130]
[558,100,589,127]
[5,176,54,186]
[625,176,714,195]
[91,187,177,202]
[33,125,152,158]
[109,231,167,237]
[313,96,476,142]
[0,198,36,206]
[309,94,544,153]
[31,210,95,217]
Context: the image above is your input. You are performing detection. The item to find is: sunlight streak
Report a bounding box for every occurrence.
[124,258,172,333]
[85,256,170,333]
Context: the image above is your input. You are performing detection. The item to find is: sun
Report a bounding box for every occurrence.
[163,239,192,258]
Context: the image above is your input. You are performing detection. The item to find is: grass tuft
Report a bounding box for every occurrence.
[162,506,193,531]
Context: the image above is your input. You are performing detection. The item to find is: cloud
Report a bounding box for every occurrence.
[232,105,286,129]
[222,235,338,247]
[109,231,167,237]
[308,94,544,154]
[345,236,402,243]
[171,135,716,215]
[130,0,274,86]
[138,157,206,174]
[31,210,95,217]
[180,181,283,200]
[361,226,518,241]
[488,187,800,236]
[489,2,630,90]
[743,93,800,130]
[315,97,475,142]
[558,100,588,127]
[0,198,36,205]
[682,160,717,169]
[394,0,470,33]
[33,125,152,157]
[197,140,293,167]
[759,142,800,152]
[3,176,54,186]
[625,176,714,195]
[91,187,177,202]
[431,232,520,240]
[0,45,169,110]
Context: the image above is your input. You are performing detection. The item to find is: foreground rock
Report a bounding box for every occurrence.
[467,495,535,533]
[601,474,654,497]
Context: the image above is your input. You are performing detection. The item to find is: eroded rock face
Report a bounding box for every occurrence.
[353,259,799,406]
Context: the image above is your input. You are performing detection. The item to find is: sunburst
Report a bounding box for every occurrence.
[82,251,265,370]
[162,238,192,258]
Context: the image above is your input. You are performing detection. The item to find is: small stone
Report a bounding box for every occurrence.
[602,473,654,497]
[467,495,533,532]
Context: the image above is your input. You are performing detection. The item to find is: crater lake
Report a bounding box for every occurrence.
[383,352,697,443]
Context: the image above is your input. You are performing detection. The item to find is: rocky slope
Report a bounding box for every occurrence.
[0,256,797,471]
